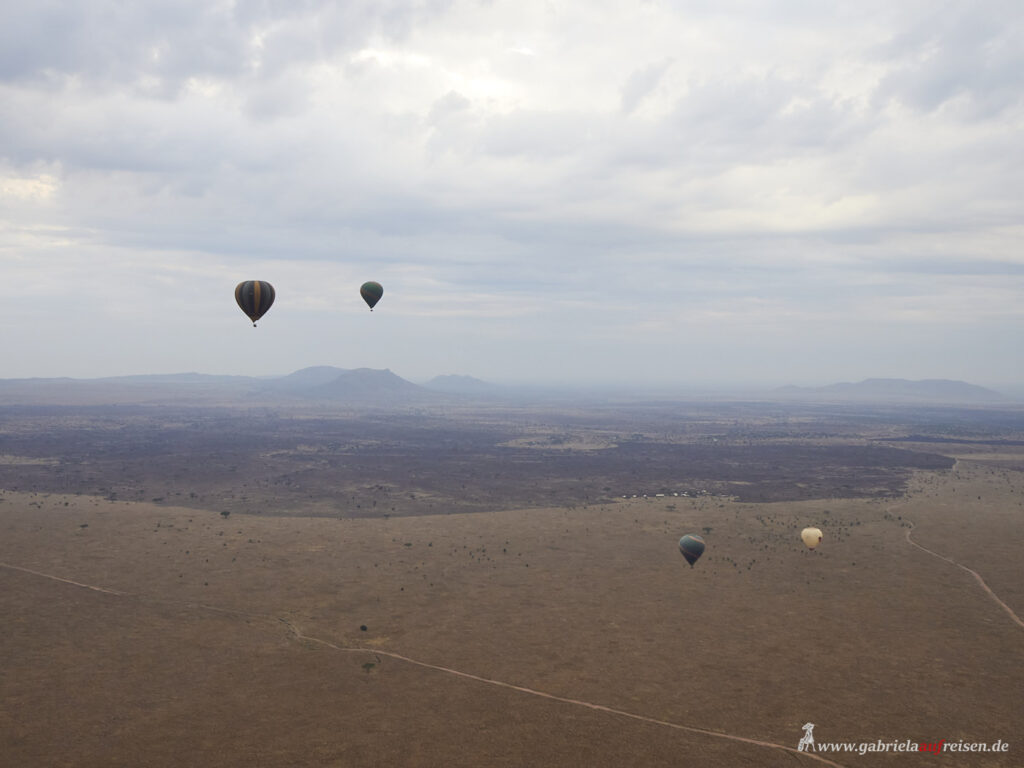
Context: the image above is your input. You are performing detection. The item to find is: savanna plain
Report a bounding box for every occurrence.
[1,400,1022,767]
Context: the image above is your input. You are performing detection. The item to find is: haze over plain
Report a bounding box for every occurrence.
[1,1,1022,390]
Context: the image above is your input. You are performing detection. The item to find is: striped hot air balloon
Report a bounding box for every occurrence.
[235,281,275,326]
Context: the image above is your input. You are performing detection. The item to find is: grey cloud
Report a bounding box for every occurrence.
[620,59,672,114]
[873,3,1024,116]
[1,1,1020,385]
[429,100,597,162]
[0,1,249,91]
[601,75,866,176]
[243,71,313,121]
[0,1,454,93]
[479,110,590,158]
[0,85,238,173]
[858,257,1024,277]
[671,77,862,155]
[427,90,471,125]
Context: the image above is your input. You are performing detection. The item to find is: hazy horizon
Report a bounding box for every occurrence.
[1,364,1020,400]
[2,2,1022,387]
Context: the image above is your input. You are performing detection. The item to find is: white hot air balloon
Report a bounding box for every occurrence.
[801,527,823,550]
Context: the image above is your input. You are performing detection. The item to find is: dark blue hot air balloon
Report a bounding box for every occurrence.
[678,534,705,567]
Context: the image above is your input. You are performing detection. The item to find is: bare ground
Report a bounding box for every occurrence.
[1,450,1022,766]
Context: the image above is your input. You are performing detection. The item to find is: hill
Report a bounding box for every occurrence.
[257,366,352,392]
[423,374,500,396]
[0,368,440,407]
[306,368,442,404]
[774,378,1006,404]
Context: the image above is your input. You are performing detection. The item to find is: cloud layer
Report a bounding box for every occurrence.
[2,0,1022,387]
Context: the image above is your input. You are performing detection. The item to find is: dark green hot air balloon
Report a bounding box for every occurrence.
[360,281,383,311]
[678,534,706,567]
[235,280,275,326]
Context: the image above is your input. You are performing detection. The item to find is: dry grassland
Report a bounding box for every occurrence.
[1,454,1022,767]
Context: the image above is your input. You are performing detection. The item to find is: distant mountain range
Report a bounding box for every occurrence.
[0,367,498,407]
[423,374,502,395]
[262,366,354,390]
[305,368,434,403]
[0,371,1011,407]
[773,378,1007,404]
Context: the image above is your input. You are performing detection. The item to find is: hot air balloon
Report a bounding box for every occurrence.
[801,527,823,550]
[235,281,275,326]
[360,281,383,311]
[678,534,705,567]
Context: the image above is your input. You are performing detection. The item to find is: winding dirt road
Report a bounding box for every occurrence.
[903,522,1024,631]
[7,491,1023,767]
[283,619,847,767]
[0,561,126,595]
[1,561,845,768]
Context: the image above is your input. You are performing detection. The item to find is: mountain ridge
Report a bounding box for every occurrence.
[773,378,1006,403]
[423,374,500,395]
[0,371,1013,406]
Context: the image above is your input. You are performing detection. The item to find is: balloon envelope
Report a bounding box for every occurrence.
[360,281,383,310]
[235,281,275,326]
[678,534,706,567]
[801,527,823,550]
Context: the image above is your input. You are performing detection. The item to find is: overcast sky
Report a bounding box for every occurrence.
[1,0,1021,388]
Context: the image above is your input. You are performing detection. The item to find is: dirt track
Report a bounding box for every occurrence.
[903,523,1024,631]
[0,559,847,767]
[2,453,1022,767]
